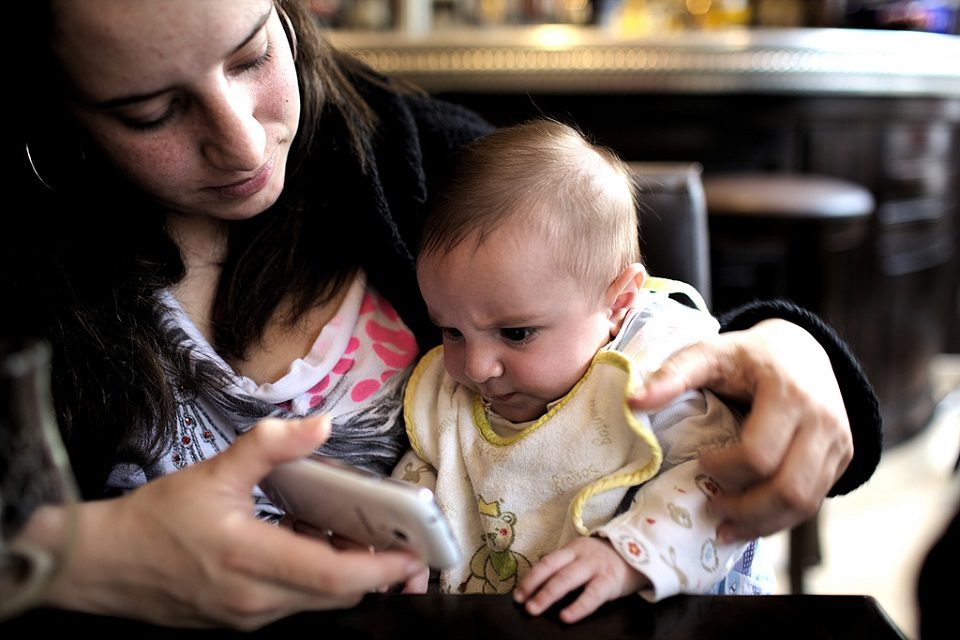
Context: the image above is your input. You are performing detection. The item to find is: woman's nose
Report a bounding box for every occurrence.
[463,344,503,384]
[200,83,265,172]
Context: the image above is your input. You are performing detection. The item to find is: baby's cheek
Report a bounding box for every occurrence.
[443,349,465,383]
[530,352,590,397]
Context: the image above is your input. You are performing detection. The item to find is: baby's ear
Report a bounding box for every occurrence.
[607,263,646,333]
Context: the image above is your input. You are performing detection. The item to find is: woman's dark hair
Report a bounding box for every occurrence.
[12,0,388,496]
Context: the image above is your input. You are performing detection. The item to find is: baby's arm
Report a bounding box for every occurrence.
[514,455,742,621]
[596,389,749,601]
[513,390,739,622]
[597,457,748,601]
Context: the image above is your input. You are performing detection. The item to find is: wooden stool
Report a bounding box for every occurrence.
[703,172,875,595]
[704,173,874,312]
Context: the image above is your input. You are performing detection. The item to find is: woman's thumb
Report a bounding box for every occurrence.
[214,415,332,488]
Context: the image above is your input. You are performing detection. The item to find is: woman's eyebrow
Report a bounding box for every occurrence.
[92,6,273,110]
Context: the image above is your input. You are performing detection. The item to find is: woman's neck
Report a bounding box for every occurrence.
[165,214,228,343]
[164,212,352,385]
[166,214,229,270]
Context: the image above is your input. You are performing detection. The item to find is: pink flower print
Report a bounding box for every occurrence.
[373,343,413,369]
[349,319,417,403]
[366,320,417,368]
[309,375,331,395]
[351,379,382,402]
[345,337,359,354]
[375,296,401,322]
[359,294,376,316]
[333,357,355,374]
[308,375,331,409]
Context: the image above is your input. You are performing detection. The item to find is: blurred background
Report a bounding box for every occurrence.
[318,2,960,637]
[308,0,960,33]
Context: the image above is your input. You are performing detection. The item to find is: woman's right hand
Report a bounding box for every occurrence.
[628,319,853,541]
[29,416,424,630]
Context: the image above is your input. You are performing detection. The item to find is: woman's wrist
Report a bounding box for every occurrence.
[27,498,129,616]
[718,299,882,495]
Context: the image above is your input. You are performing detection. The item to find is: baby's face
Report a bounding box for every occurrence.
[417,222,615,423]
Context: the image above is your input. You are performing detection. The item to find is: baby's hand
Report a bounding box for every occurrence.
[514,537,648,624]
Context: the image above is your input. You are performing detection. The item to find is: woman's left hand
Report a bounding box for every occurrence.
[628,318,854,542]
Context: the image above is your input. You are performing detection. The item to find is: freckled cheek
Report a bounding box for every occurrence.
[96,133,197,195]
[258,67,301,137]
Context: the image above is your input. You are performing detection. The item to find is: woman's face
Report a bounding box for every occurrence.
[51,0,300,220]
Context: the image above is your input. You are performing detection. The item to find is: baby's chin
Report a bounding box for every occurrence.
[490,399,547,424]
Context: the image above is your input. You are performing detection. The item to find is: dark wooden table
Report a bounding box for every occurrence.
[0,593,908,638]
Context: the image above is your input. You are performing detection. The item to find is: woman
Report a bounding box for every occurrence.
[9,0,879,629]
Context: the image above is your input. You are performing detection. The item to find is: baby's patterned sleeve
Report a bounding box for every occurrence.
[595,459,749,601]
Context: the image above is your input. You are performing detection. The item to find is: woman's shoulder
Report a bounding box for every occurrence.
[347,65,493,151]
[403,91,495,143]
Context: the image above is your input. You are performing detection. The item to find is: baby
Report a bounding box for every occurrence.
[394,119,772,622]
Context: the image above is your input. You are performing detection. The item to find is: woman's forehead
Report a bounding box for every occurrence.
[50,0,273,102]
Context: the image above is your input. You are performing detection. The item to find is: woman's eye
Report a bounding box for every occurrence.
[122,107,177,131]
[236,41,273,73]
[500,328,535,344]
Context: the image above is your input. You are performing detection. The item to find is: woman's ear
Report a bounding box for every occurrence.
[606,263,646,335]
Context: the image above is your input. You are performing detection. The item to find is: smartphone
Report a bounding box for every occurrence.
[262,455,461,569]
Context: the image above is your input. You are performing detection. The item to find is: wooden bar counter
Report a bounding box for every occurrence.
[1,593,908,638]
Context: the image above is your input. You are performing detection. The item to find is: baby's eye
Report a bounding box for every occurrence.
[441,327,463,341]
[499,328,536,344]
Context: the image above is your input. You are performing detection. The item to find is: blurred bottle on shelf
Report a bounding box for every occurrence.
[840,0,959,34]
[753,0,960,32]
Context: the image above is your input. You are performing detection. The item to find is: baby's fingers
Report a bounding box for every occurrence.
[517,548,599,622]
[557,581,612,624]
[514,547,573,604]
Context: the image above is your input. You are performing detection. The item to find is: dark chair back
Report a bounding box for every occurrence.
[630,162,711,308]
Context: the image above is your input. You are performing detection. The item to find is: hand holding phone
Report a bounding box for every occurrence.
[262,455,461,569]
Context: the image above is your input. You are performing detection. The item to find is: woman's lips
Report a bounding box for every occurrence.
[210,153,276,199]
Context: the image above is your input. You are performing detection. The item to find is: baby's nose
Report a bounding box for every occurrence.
[463,345,503,384]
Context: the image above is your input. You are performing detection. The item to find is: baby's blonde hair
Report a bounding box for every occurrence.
[419,119,640,293]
